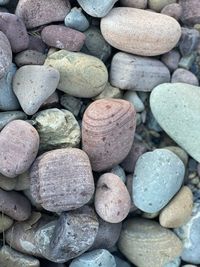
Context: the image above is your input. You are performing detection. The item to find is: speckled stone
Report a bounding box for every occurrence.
[14,50,46,67]
[101,8,181,56]
[161,50,181,72]
[164,146,188,166]
[64,7,89,32]
[171,68,199,86]
[0,213,13,232]
[119,0,147,9]
[123,91,145,112]
[161,4,183,21]
[179,0,200,26]
[0,31,12,79]
[132,149,185,213]
[148,0,176,12]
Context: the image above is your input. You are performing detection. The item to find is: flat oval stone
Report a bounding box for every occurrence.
[77,0,118,17]
[82,99,136,171]
[30,148,94,212]
[110,52,170,91]
[13,65,60,115]
[101,8,181,56]
[45,50,108,98]
[64,7,89,32]
[0,120,39,178]
[119,0,147,9]
[14,50,46,67]
[132,149,185,213]
[15,0,71,29]
[118,218,183,267]
[0,213,13,232]
[0,31,12,79]
[150,83,200,162]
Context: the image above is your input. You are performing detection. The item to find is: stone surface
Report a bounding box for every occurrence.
[0,174,16,190]
[28,35,46,53]
[94,82,122,100]
[45,50,108,98]
[161,50,181,72]
[161,4,183,21]
[14,171,30,191]
[132,149,185,213]
[115,256,131,267]
[0,31,12,79]
[123,91,145,112]
[180,0,200,26]
[60,95,83,117]
[179,28,200,56]
[0,213,13,232]
[0,111,27,131]
[171,68,199,86]
[148,0,176,12]
[110,52,170,91]
[82,99,136,171]
[64,7,89,32]
[110,165,126,183]
[0,120,39,178]
[101,8,181,56]
[13,65,60,115]
[164,146,188,166]
[14,50,46,67]
[119,0,147,9]
[163,257,181,267]
[150,83,200,162]
[118,218,183,267]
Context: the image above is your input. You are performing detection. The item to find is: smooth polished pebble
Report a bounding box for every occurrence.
[111,165,126,183]
[123,91,145,112]
[148,0,176,12]
[0,173,16,190]
[64,7,89,32]
[171,68,199,86]
[115,256,131,267]
[94,82,122,100]
[14,50,46,67]
[179,0,200,26]
[161,3,183,21]
[161,50,181,72]
[0,111,27,131]
[179,28,200,56]
[60,94,83,117]
[164,146,188,166]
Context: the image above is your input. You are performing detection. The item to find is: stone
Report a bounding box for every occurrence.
[148,0,176,12]
[115,256,131,267]
[45,50,108,98]
[41,91,59,110]
[161,4,183,21]
[0,120,39,178]
[0,111,27,131]
[81,27,112,62]
[110,165,126,183]
[0,31,12,79]
[110,52,170,91]
[161,50,181,72]
[171,68,199,86]
[60,95,83,117]
[123,91,145,112]
[178,53,196,70]
[69,249,116,267]
[77,0,118,17]
[15,0,71,29]
[0,189,31,221]
[0,12,29,53]
[197,163,200,176]
[0,174,16,190]
[179,28,200,56]
[14,50,46,67]
[14,171,30,191]
[164,146,188,166]
[160,186,193,228]
[0,245,40,267]
[30,148,94,212]
[13,65,60,115]
[28,35,46,53]
[41,25,85,52]
[0,213,13,232]
[94,82,122,100]
[163,257,181,267]
[119,0,147,9]
[150,83,200,162]
[101,8,181,56]
[118,219,183,267]
[132,149,185,213]
[95,173,131,223]
[179,0,200,26]
[0,0,9,5]
[64,7,89,32]
[33,108,80,151]
[82,99,136,171]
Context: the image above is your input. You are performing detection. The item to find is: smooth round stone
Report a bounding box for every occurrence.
[30,148,94,212]
[0,111,27,131]
[148,0,176,12]
[159,186,193,228]
[69,249,116,267]
[33,108,80,151]
[45,50,108,98]
[182,265,198,267]
[94,82,122,100]
[123,91,145,112]
[82,99,136,171]
[115,256,131,267]
[179,0,200,26]
[0,174,16,190]
[13,65,60,115]
[161,4,183,21]
[110,52,170,91]
[110,165,126,183]
[64,7,89,32]
[118,219,183,267]
[81,27,112,62]
[161,50,181,72]
[101,8,181,56]
[0,31,12,79]
[60,94,83,117]
[150,83,200,162]
[0,213,13,232]
[174,202,200,264]
[0,120,39,178]
[41,25,85,52]
[77,0,118,17]
[172,68,199,86]
[164,146,188,166]
[28,35,47,53]
[15,0,71,29]
[14,50,46,67]
[132,149,185,213]
[120,0,147,8]
[0,12,29,53]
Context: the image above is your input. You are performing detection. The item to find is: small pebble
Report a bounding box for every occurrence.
[0,31,12,79]
[161,3,182,21]
[163,257,181,267]
[115,256,131,267]
[28,35,46,53]
[64,7,89,32]
[179,28,200,56]
[179,0,200,26]
[123,91,145,112]
[148,0,176,12]
[161,50,181,72]
[0,173,16,190]
[94,82,122,100]
[164,146,188,166]
[178,52,196,70]
[110,165,126,183]
[119,0,147,9]
[0,213,13,233]
[14,50,46,67]
[60,94,83,117]
[0,111,27,131]
[171,68,199,86]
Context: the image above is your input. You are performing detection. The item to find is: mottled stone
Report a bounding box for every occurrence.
[161,50,181,72]
[0,213,13,232]
[14,171,30,191]
[161,3,182,21]
[65,7,89,32]
[60,95,83,117]
[148,0,176,12]
[180,0,200,26]
[0,31,12,79]
[171,68,199,86]
[120,0,147,9]
[94,82,122,100]
[123,91,145,112]
[14,50,46,67]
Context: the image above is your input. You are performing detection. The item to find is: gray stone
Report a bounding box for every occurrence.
[0,213,13,233]
[94,82,122,100]
[65,7,89,32]
[178,53,196,70]
[115,256,131,267]
[0,111,27,130]
[161,50,181,72]
[14,50,46,67]
[0,0,9,5]
[110,165,126,183]
[60,94,83,117]
[179,28,200,56]
[0,31,12,79]
[163,257,181,267]
[123,91,145,112]
[171,68,199,86]
[0,174,16,190]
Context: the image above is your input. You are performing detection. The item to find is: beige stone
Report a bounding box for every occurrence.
[148,0,176,12]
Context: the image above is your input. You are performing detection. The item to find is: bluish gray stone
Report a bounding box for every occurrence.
[115,256,131,267]
[0,111,27,130]
[0,0,9,5]
[132,149,185,213]
[0,63,20,111]
[65,7,89,32]
[111,165,126,183]
[163,257,181,267]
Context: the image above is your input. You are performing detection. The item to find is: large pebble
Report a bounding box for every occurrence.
[14,50,46,67]
[45,50,108,98]
[13,65,60,115]
[0,120,39,178]
[64,7,89,32]
[15,0,71,29]
[132,149,185,213]
[118,218,183,267]
[0,31,12,79]
[179,0,200,26]
[30,148,94,212]
[101,8,181,56]
[150,83,200,162]
[110,52,170,91]
[82,99,136,171]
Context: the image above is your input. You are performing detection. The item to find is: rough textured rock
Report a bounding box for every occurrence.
[0,31,12,79]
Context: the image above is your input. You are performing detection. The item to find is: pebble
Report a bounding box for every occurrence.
[60,94,83,117]
[95,173,131,223]
[0,12,29,53]
[15,0,71,29]
[94,82,122,100]
[101,8,181,56]
[178,53,196,70]
[0,0,9,5]
[0,31,12,79]
[179,0,200,26]
[64,7,89,32]
[77,0,118,17]
[132,149,185,213]
[150,83,200,162]
[45,50,108,98]
[171,68,199,86]
[30,148,94,212]
[110,52,170,91]
[41,25,85,52]
[164,257,181,267]
[148,0,176,12]
[41,91,59,110]
[13,65,60,115]
[14,50,46,67]
[161,4,182,21]
[146,110,163,132]
[179,28,200,56]
[119,0,147,9]
[28,35,47,53]
[115,256,131,267]
[118,218,183,267]
[164,146,188,166]
[110,165,126,183]
[14,171,30,191]
[123,91,145,112]
[0,111,27,131]
[0,213,13,232]
[159,186,193,228]
[69,249,116,267]
[82,99,136,171]
[33,108,80,151]
[0,173,16,190]
[0,120,39,178]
